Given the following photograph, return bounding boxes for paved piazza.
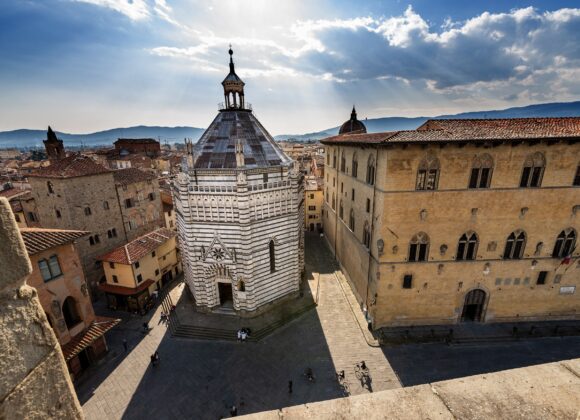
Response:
[78,234,580,419]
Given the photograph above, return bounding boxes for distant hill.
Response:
[0,126,204,148]
[273,101,580,141]
[2,101,579,148]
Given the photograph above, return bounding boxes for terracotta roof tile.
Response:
[98,228,176,264]
[321,117,580,146]
[61,316,120,361]
[113,168,157,186]
[20,228,89,255]
[28,154,110,178]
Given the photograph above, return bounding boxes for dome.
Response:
[339,106,367,135]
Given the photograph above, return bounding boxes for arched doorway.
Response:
[62,296,82,329]
[460,289,486,322]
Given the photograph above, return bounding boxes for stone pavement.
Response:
[78,233,400,419]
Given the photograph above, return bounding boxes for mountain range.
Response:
[1,101,579,148]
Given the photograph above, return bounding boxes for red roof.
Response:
[20,228,89,255]
[98,279,154,296]
[321,117,580,145]
[28,154,111,178]
[113,168,157,186]
[98,228,176,264]
[61,316,120,361]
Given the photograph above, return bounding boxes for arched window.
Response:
[332,193,336,210]
[469,154,493,189]
[520,152,545,188]
[366,155,375,185]
[416,157,440,190]
[456,232,478,260]
[503,230,526,259]
[332,151,337,168]
[349,209,355,231]
[352,153,358,178]
[62,296,81,329]
[552,228,576,258]
[340,151,346,173]
[339,199,344,220]
[363,221,371,248]
[269,240,276,273]
[47,181,54,194]
[409,232,429,262]
[238,280,246,292]
[89,236,95,246]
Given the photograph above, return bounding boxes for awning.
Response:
[98,279,154,296]
[61,316,120,361]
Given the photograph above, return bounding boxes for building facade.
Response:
[113,168,164,241]
[114,138,161,158]
[20,228,119,380]
[174,48,304,315]
[322,117,580,329]
[99,228,180,312]
[304,175,323,232]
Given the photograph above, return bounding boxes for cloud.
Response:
[71,0,150,21]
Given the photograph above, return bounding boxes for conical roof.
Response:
[193,110,292,169]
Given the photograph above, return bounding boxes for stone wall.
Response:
[0,197,83,419]
[243,358,580,419]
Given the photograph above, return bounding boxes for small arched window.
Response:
[363,221,371,248]
[349,209,355,231]
[238,280,246,292]
[574,163,580,186]
[469,154,493,189]
[326,151,330,165]
[409,232,429,262]
[552,228,576,258]
[340,151,346,173]
[416,157,440,190]
[269,240,276,273]
[520,152,545,188]
[503,230,526,259]
[456,232,478,260]
[366,155,375,185]
[339,199,344,220]
[47,181,54,194]
[325,187,329,203]
[62,296,81,329]
[89,236,95,246]
[352,153,358,178]
[332,193,336,210]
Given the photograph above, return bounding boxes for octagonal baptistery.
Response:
[174,49,305,315]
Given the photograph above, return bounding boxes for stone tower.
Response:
[174,48,304,316]
[43,126,66,161]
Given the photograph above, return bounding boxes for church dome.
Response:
[339,106,367,135]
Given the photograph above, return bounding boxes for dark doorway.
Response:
[218,282,233,306]
[78,348,92,370]
[461,289,486,322]
[309,223,314,231]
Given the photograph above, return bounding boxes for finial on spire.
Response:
[351,106,357,120]
[228,45,235,72]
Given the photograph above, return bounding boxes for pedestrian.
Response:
[240,330,247,342]
[154,351,160,365]
[237,329,242,342]
[230,405,237,417]
[123,338,128,352]
[150,354,156,367]
[288,380,293,394]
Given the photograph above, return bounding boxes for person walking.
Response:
[230,405,237,417]
[123,338,128,352]
[288,380,293,394]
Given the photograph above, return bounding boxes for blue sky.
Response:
[0,0,579,134]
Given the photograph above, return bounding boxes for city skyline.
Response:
[1,0,579,134]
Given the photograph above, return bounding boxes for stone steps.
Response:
[170,303,316,342]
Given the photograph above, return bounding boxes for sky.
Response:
[0,0,579,135]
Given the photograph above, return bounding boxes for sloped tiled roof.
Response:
[27,154,111,178]
[321,117,580,145]
[20,228,89,255]
[61,316,120,361]
[113,168,157,186]
[98,228,176,264]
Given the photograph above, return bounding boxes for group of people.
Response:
[236,328,251,342]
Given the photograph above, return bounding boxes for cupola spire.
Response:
[222,46,246,110]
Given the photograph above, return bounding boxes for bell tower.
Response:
[221,47,246,109]
[43,126,66,162]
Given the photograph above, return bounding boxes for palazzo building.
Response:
[173,49,304,315]
[322,115,580,329]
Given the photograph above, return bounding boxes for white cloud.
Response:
[72,0,150,21]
